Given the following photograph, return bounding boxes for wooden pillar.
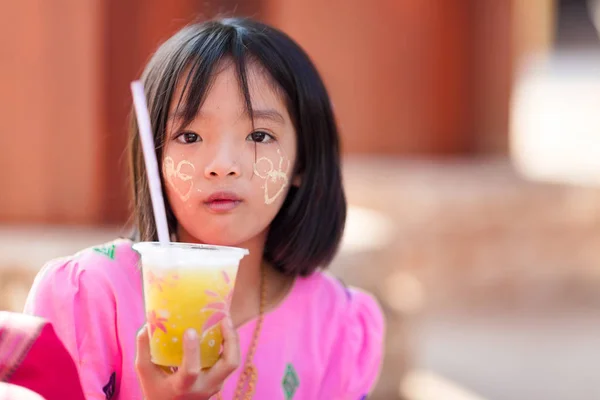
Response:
[469,0,514,154]
[0,1,103,224]
[262,0,514,156]
[262,0,472,155]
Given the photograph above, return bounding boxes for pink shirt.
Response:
[24,239,384,400]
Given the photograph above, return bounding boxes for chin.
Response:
[186,229,254,248]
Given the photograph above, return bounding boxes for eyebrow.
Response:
[168,108,285,125]
[251,109,285,124]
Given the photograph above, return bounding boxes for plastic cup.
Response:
[133,242,248,369]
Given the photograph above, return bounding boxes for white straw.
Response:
[130,81,170,244]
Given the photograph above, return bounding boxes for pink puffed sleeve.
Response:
[24,256,120,400]
[318,288,385,399]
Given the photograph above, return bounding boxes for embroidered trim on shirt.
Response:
[102,371,116,399]
[93,244,116,260]
[282,363,299,399]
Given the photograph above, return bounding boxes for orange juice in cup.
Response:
[133,242,248,369]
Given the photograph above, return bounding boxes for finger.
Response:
[220,316,240,369]
[135,325,162,380]
[208,316,240,383]
[175,328,201,390]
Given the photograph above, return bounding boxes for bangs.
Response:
[169,24,256,136]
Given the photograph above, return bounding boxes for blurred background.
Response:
[1,0,600,399]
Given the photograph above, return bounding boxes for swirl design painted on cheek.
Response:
[253,149,291,205]
[164,156,195,201]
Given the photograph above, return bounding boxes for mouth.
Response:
[203,191,243,213]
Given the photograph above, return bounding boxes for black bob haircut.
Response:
[129,17,346,276]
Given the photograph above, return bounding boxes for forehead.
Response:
[169,60,288,121]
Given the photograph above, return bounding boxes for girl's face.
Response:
[162,62,298,246]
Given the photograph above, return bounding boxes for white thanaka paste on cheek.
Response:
[164,156,196,201]
[253,149,291,205]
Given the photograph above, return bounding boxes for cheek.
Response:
[163,156,197,202]
[252,148,293,206]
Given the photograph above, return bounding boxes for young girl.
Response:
[24,17,384,400]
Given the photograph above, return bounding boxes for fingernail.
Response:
[186,329,197,341]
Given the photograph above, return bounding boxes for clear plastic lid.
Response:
[132,242,249,268]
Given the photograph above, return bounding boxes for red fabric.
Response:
[0,312,85,400]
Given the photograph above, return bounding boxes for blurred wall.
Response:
[0,1,104,224]
[513,0,556,65]
[0,0,513,225]
[263,0,513,155]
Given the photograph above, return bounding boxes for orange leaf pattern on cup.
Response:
[147,310,168,337]
[199,271,234,339]
[146,271,179,292]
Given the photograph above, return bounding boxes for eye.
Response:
[246,130,275,144]
[175,132,201,144]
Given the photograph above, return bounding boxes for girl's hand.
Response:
[135,317,240,400]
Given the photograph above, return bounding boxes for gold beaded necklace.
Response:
[215,264,267,400]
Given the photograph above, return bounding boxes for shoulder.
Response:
[297,272,385,395]
[300,271,385,329]
[24,238,139,312]
[296,271,385,353]
[38,238,137,280]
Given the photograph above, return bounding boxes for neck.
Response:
[229,232,266,327]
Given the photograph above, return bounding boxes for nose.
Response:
[203,144,241,179]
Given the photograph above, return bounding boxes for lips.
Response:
[204,191,242,212]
